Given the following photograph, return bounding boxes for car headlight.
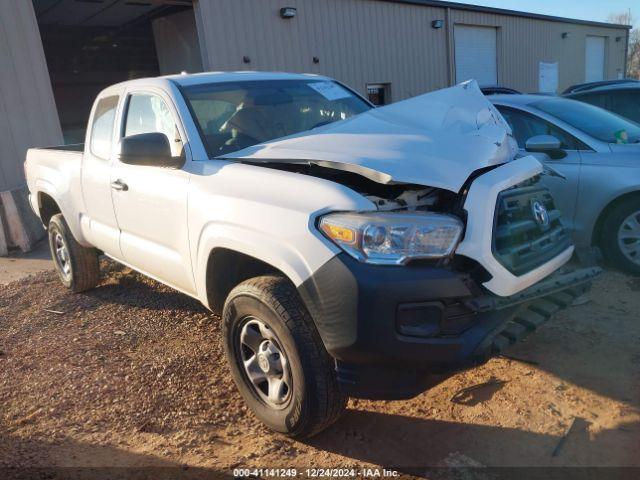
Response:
[318,211,464,265]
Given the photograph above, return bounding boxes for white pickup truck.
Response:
[25,72,598,437]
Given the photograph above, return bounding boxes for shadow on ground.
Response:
[1,434,233,479]
[306,412,639,472]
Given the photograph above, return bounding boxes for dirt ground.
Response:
[0,255,639,478]
[0,241,52,285]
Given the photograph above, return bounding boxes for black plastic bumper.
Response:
[297,254,599,400]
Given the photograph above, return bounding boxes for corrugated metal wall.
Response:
[449,8,628,92]
[152,9,203,75]
[194,0,451,100]
[194,0,628,99]
[0,1,62,192]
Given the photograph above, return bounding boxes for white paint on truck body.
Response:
[24,71,567,307]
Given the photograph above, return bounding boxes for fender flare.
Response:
[33,180,88,244]
[194,221,332,307]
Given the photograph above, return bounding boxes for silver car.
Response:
[490,95,640,274]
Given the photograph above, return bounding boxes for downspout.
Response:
[445,7,454,86]
[624,28,630,77]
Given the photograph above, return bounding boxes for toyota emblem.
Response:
[531,201,550,227]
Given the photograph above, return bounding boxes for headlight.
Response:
[319,211,464,265]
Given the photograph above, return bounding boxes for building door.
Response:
[454,25,497,85]
[585,36,606,82]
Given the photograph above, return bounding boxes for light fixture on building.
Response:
[431,19,444,29]
[313,56,320,64]
[243,55,251,64]
[616,36,623,42]
[561,32,571,39]
[280,7,297,19]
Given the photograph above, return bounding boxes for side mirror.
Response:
[119,132,184,168]
[525,135,566,160]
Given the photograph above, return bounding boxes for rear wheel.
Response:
[601,198,640,275]
[48,214,100,291]
[222,275,346,438]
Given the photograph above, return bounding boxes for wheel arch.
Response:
[592,190,640,247]
[37,191,62,228]
[205,247,290,315]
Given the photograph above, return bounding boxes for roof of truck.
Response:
[96,71,334,98]
[165,71,331,87]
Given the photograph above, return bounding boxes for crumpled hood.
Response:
[220,80,518,193]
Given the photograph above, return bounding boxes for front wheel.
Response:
[222,275,347,438]
[601,197,640,275]
[48,214,100,292]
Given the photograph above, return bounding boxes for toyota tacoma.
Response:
[24,72,598,437]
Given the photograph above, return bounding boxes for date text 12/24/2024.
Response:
[233,468,400,477]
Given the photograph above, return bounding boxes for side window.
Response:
[124,93,182,157]
[498,107,580,150]
[90,95,119,160]
[609,90,640,123]
[575,92,607,109]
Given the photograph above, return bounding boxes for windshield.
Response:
[181,79,372,157]
[533,97,640,144]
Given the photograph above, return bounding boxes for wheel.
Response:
[601,197,640,275]
[48,214,101,292]
[222,275,346,438]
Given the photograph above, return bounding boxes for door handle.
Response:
[110,179,128,191]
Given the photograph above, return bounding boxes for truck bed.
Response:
[38,143,84,152]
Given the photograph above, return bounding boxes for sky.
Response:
[458,0,639,28]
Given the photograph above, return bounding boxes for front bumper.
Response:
[297,253,599,399]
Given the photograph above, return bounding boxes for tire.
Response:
[601,197,640,275]
[222,275,346,438]
[48,213,101,292]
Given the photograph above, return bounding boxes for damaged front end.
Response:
[224,80,586,298]
[228,81,600,399]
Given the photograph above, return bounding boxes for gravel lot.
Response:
[1,259,639,478]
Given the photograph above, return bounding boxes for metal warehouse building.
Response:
[0,0,631,251]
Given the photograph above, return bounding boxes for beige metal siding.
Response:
[550,23,628,89]
[450,8,628,92]
[451,9,554,92]
[0,1,62,192]
[195,0,629,99]
[152,10,203,75]
[195,0,450,100]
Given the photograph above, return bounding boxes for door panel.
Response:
[497,106,582,231]
[111,91,195,294]
[110,164,194,293]
[536,153,582,232]
[81,94,121,256]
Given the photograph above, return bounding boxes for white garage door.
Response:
[454,25,497,85]
[585,36,605,82]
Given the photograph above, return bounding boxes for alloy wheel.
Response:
[617,210,640,267]
[53,231,72,280]
[238,317,292,409]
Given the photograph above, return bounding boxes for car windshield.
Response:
[181,79,372,157]
[533,97,640,144]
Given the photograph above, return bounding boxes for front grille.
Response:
[493,177,572,276]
